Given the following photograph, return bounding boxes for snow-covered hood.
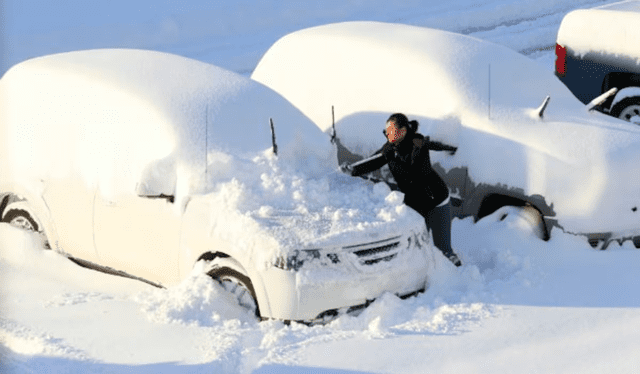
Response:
[194,150,426,263]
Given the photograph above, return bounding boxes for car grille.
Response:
[344,236,402,266]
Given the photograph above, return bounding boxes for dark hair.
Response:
[387,113,419,134]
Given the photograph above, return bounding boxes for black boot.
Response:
[447,253,462,267]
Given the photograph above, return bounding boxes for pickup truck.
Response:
[555,0,640,123]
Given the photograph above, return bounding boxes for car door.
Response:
[93,186,181,286]
[42,177,100,262]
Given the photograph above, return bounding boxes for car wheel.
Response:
[610,96,640,122]
[207,258,260,318]
[1,207,51,249]
[492,205,549,241]
[2,208,39,232]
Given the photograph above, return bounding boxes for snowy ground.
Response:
[3,0,640,373]
[3,214,640,373]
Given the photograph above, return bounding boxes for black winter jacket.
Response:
[350,133,456,214]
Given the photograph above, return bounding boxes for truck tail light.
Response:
[555,43,567,77]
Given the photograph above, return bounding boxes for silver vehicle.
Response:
[252,21,640,248]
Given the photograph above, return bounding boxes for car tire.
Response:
[1,207,51,249]
[207,258,260,318]
[493,205,550,241]
[1,208,40,232]
[610,96,640,122]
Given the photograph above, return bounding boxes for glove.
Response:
[339,162,353,175]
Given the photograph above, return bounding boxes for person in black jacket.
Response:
[341,113,462,267]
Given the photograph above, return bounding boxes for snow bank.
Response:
[557,1,640,62]
[135,271,257,326]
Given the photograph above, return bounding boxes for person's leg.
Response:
[425,203,461,266]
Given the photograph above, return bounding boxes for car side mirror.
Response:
[586,87,618,112]
[136,157,176,203]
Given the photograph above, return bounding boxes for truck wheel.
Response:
[610,96,640,122]
[207,258,260,318]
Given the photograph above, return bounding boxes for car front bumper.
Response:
[257,230,433,322]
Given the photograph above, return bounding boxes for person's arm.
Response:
[347,152,388,176]
[426,138,457,154]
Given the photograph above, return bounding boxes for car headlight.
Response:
[410,229,429,250]
[273,249,340,271]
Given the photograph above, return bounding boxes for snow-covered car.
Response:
[251,21,640,248]
[555,0,640,123]
[0,49,435,323]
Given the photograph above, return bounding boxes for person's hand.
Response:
[339,162,353,174]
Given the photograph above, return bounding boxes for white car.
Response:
[252,21,640,248]
[0,49,435,323]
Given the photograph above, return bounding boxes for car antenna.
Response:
[488,64,491,119]
[331,105,337,144]
[536,96,551,119]
[270,118,278,155]
[205,104,209,182]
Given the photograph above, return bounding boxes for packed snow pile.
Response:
[557,0,640,61]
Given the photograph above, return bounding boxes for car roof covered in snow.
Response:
[557,1,640,61]
[0,49,333,191]
[252,21,587,134]
[1,49,329,159]
[253,21,640,166]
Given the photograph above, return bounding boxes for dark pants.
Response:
[423,201,455,258]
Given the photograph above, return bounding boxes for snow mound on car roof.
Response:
[557,2,640,61]
[0,49,334,196]
[252,21,584,140]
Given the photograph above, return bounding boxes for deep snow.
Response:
[2,0,640,373]
[3,213,640,373]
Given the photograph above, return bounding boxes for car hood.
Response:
[191,154,426,265]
